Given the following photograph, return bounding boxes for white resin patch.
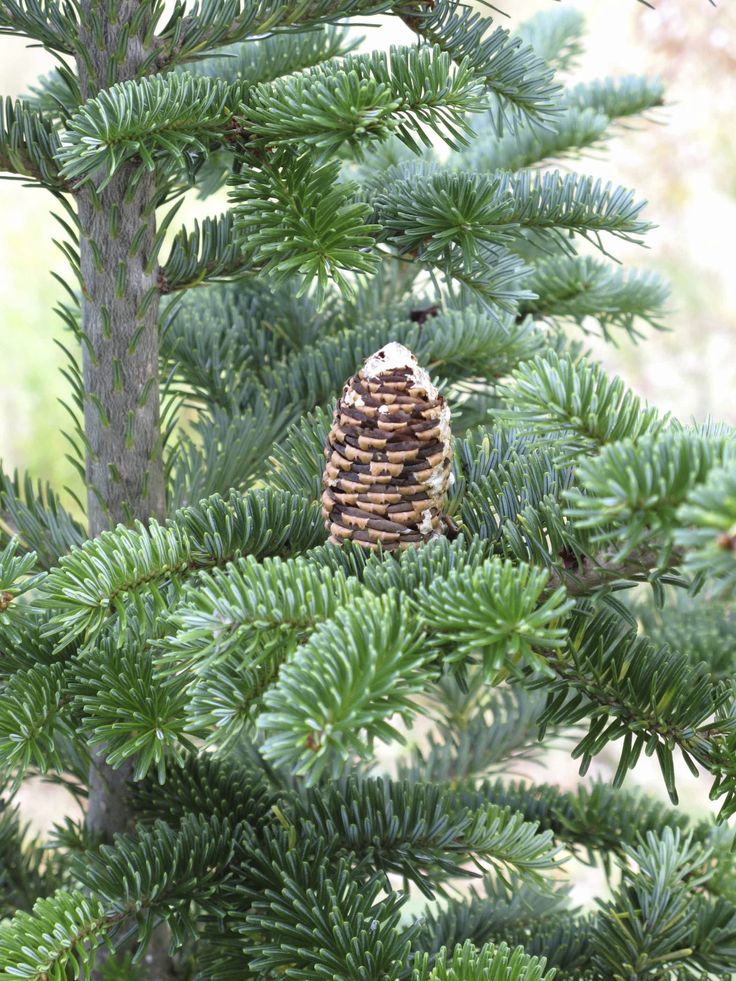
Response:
[425,467,447,496]
[342,387,365,408]
[439,403,451,443]
[419,508,435,535]
[362,343,439,399]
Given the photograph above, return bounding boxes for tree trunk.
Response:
[77,166,165,540]
[75,4,170,976]
[76,2,166,539]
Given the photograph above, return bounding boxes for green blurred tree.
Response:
[1,2,735,979]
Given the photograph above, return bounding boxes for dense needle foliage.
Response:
[1,1,735,979]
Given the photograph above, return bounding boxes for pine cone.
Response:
[322,342,452,551]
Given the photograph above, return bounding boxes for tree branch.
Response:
[548,544,682,596]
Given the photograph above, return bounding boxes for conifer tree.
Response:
[1,1,735,979]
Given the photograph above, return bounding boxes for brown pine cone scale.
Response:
[322,343,452,551]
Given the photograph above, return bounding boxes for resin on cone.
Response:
[322,342,452,551]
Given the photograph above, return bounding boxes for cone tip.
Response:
[363,342,438,399]
[363,342,417,378]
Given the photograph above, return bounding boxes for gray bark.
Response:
[86,755,136,838]
[77,166,165,538]
[74,4,171,976]
[76,0,165,541]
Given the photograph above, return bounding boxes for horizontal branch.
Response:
[0,97,67,189]
[156,0,403,69]
[547,544,682,596]
[158,212,248,293]
[0,0,79,56]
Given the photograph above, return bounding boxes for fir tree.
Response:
[1,1,735,980]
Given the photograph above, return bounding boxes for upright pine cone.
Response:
[322,342,452,551]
